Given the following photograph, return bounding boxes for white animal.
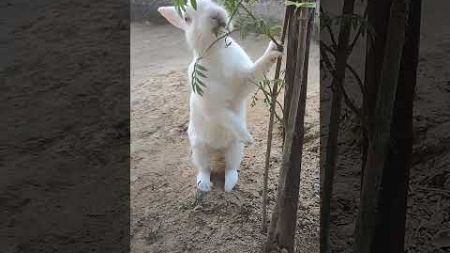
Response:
[158,0,282,192]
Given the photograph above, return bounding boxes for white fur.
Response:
[158,0,282,192]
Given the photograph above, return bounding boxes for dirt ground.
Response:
[130,23,320,252]
[1,1,129,252]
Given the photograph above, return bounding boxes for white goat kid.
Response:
[158,0,282,192]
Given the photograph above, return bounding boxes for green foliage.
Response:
[238,15,282,40]
[250,89,259,107]
[190,0,197,10]
[221,0,239,14]
[191,62,207,95]
[173,0,187,17]
[254,78,285,124]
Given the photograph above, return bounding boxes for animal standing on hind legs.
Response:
[158,0,282,192]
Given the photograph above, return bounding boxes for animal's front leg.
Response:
[211,109,254,145]
[248,41,283,81]
[192,144,212,192]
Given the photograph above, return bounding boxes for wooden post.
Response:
[354,0,410,252]
[373,0,421,252]
[265,3,314,252]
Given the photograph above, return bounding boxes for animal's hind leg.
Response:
[192,144,213,192]
[224,141,244,192]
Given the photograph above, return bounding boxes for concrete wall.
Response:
[131,0,172,23]
[131,0,285,23]
[133,0,318,40]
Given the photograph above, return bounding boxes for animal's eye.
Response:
[184,16,191,23]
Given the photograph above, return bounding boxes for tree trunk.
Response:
[354,0,410,252]
[320,0,356,252]
[283,5,300,142]
[373,0,421,252]
[265,5,314,253]
[361,0,392,182]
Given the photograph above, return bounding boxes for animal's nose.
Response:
[218,19,226,28]
[212,15,226,27]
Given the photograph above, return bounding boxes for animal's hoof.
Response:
[268,51,283,63]
[197,180,211,192]
[267,41,283,63]
[224,169,239,192]
[197,173,211,192]
[268,41,283,52]
[241,132,254,146]
[241,137,254,146]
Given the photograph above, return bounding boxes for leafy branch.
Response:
[285,1,317,10]
[191,62,207,95]
[236,2,283,49]
[320,41,364,93]
[256,79,285,124]
[191,28,239,94]
[319,7,373,117]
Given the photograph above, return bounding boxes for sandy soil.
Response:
[130,23,320,253]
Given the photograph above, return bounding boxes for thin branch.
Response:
[261,6,290,234]
[320,44,362,117]
[321,41,364,93]
[226,0,245,30]
[346,62,364,93]
[276,100,285,117]
[257,82,285,124]
[347,6,369,53]
[320,7,338,48]
[348,25,363,53]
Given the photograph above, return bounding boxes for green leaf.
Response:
[196,84,204,95]
[197,71,207,78]
[196,64,207,72]
[196,78,206,87]
[190,0,197,10]
[175,5,183,17]
[269,25,282,37]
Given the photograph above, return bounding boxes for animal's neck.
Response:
[193,37,226,59]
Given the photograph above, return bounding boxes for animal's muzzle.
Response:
[212,15,226,28]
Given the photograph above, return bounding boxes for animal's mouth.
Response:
[212,18,228,37]
[212,15,227,28]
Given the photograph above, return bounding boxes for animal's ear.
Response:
[157,6,186,30]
